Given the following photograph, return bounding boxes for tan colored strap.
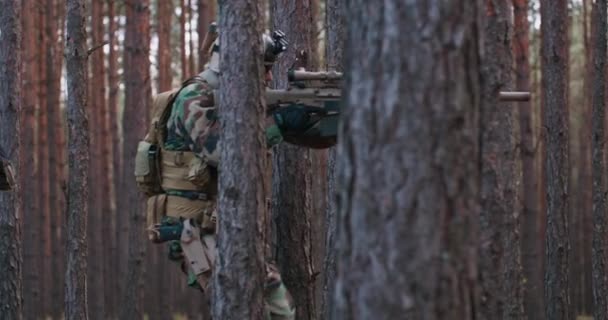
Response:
[160,149,200,191]
[165,195,212,221]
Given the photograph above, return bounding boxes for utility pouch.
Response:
[135,141,163,196]
[146,194,168,242]
[0,159,15,191]
[187,157,212,189]
[150,216,184,243]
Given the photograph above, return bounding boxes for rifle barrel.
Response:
[499,91,531,102]
[288,70,343,81]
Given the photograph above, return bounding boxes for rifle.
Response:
[265,69,531,112]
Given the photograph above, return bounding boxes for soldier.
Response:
[139,30,307,319]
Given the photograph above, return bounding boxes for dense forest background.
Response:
[0,0,606,319]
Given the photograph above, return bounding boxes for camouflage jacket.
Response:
[164,80,222,166]
[164,78,330,167]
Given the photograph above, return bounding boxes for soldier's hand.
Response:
[273,104,311,132]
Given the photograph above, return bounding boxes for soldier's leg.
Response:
[263,263,295,320]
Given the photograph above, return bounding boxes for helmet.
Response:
[206,30,288,73]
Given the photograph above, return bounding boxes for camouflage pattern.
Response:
[163,77,295,319]
[165,81,221,166]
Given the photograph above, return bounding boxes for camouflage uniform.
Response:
[164,78,296,320]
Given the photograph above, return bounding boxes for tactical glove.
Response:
[272,104,311,132]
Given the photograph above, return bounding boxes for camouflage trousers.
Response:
[167,225,295,319]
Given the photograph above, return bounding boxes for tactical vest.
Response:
[135,77,217,234]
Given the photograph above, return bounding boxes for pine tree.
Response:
[322,0,344,318]
[270,0,321,318]
[541,0,571,318]
[0,0,23,317]
[64,0,90,318]
[119,0,151,318]
[333,1,482,318]
[591,0,608,317]
[212,0,267,318]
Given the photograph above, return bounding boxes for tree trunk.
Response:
[64,0,90,318]
[180,0,187,79]
[591,0,608,318]
[46,0,66,317]
[478,1,523,319]
[321,0,344,318]
[211,1,266,319]
[157,0,173,91]
[88,1,107,318]
[270,1,320,319]
[107,1,121,315]
[188,0,196,75]
[36,4,52,316]
[333,1,481,319]
[20,0,41,318]
[513,0,544,318]
[120,1,150,319]
[0,0,23,318]
[541,0,571,319]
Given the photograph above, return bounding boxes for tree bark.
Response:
[36,4,52,315]
[46,0,66,317]
[513,0,544,318]
[64,0,90,318]
[157,0,173,91]
[211,1,266,319]
[270,1,321,319]
[333,1,482,319]
[107,2,121,315]
[180,0,187,79]
[540,0,571,319]
[20,0,41,318]
[119,0,150,319]
[591,0,608,318]
[188,0,196,75]
[88,1,107,318]
[321,0,344,318]
[478,1,523,319]
[0,0,23,318]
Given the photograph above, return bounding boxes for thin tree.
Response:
[64,0,90,318]
[322,0,344,318]
[37,4,51,314]
[332,1,482,319]
[88,0,107,318]
[591,0,607,317]
[45,0,66,316]
[20,0,41,317]
[270,1,320,319]
[119,0,151,318]
[157,0,173,91]
[541,0,571,318]
[513,0,544,318]
[478,0,523,319]
[0,0,23,318]
[180,0,187,79]
[211,0,267,318]
[107,0,120,316]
